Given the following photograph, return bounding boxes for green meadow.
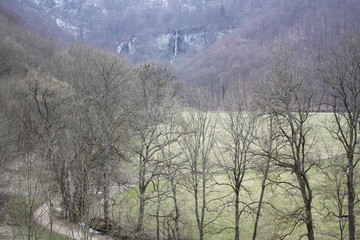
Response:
[111,112,358,240]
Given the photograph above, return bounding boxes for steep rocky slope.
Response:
[3,0,250,61]
[3,0,360,103]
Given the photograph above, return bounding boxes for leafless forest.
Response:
[0,1,360,240]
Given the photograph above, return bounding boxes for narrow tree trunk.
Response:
[59,159,72,222]
[101,121,111,222]
[200,158,207,240]
[153,177,163,240]
[253,116,273,240]
[194,185,201,240]
[339,208,345,240]
[347,156,355,240]
[235,189,240,240]
[305,202,315,240]
[103,168,110,222]
[137,186,146,231]
[156,191,161,240]
[171,182,181,240]
[194,177,204,240]
[297,172,315,240]
[252,160,270,240]
[199,227,204,240]
[80,168,89,219]
[137,154,146,232]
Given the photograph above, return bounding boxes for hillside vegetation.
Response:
[179,0,360,104]
[0,1,360,240]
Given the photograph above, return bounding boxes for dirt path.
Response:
[32,184,127,240]
[33,201,111,240]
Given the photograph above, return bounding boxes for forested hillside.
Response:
[3,0,360,97]
[179,0,360,104]
[4,0,359,65]
[1,1,360,240]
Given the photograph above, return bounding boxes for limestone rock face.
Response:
[12,0,232,62]
[116,27,229,62]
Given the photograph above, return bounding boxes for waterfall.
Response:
[174,30,179,57]
[171,30,179,63]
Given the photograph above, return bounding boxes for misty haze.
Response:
[0,0,360,239]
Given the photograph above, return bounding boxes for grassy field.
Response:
[110,112,358,240]
[114,166,358,240]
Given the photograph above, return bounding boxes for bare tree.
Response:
[15,65,73,229]
[33,44,136,231]
[145,111,185,240]
[319,157,348,240]
[318,33,360,240]
[255,49,317,240]
[217,85,258,240]
[180,93,220,240]
[66,101,102,225]
[130,62,179,232]
[251,114,277,240]
[50,46,100,225]
[70,46,135,225]
[12,70,69,239]
[12,132,46,240]
[159,118,184,240]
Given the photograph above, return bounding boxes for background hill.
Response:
[178,0,360,104]
[1,0,360,104]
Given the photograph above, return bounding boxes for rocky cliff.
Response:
[116,27,231,62]
[10,0,235,62]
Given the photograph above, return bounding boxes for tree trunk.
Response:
[194,177,204,240]
[252,160,269,240]
[101,121,111,222]
[199,225,204,240]
[200,158,206,240]
[137,186,146,231]
[103,169,110,222]
[305,202,315,240]
[59,159,72,222]
[297,172,315,240]
[347,156,355,240]
[235,189,240,240]
[156,191,161,240]
[171,182,181,240]
[137,153,146,232]
[194,185,201,239]
[253,116,273,240]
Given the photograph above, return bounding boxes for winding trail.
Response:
[32,182,133,240]
[33,200,111,240]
